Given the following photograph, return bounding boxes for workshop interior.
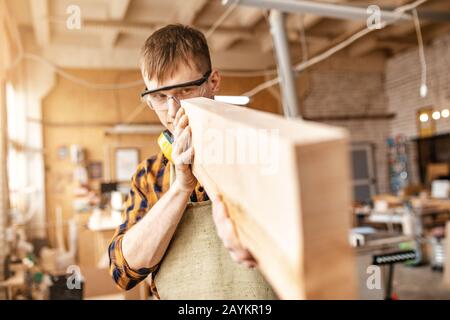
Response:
[1,0,450,300]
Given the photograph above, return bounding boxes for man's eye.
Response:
[180,88,194,95]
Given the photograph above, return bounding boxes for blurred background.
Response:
[1,0,450,300]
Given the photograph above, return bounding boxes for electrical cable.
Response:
[219,69,278,77]
[4,3,144,90]
[412,8,428,97]
[23,53,144,90]
[205,0,241,39]
[122,102,147,124]
[241,0,428,98]
[5,0,277,88]
[5,0,428,94]
[299,14,309,63]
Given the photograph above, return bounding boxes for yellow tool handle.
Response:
[158,131,173,163]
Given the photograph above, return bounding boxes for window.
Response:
[351,143,377,204]
[6,83,28,192]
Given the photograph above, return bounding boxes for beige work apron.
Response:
[153,200,277,300]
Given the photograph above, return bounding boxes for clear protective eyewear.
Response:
[140,70,211,111]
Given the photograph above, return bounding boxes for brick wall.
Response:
[303,71,387,117]
[386,34,450,138]
[386,33,450,184]
[300,33,450,193]
[302,70,391,194]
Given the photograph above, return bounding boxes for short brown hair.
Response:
[140,24,212,84]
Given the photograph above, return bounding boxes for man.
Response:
[108,24,258,298]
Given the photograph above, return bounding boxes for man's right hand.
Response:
[121,108,199,272]
[171,107,197,193]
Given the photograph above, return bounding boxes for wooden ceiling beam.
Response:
[236,8,266,28]
[348,36,380,57]
[421,22,450,43]
[177,0,210,25]
[103,0,131,49]
[82,19,253,36]
[109,0,131,20]
[307,20,367,57]
[37,40,275,70]
[29,0,50,46]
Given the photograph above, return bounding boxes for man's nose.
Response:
[167,96,180,119]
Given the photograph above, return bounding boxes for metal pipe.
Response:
[269,10,299,118]
[223,0,411,23]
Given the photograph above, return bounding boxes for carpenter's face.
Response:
[142,64,221,133]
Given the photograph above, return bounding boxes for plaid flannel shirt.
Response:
[108,138,209,298]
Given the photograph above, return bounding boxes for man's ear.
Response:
[209,69,221,95]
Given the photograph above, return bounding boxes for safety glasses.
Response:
[140,70,211,111]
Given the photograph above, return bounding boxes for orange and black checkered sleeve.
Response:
[108,156,163,291]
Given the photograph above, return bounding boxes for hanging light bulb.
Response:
[432,111,441,120]
[413,9,428,99]
[441,109,450,118]
[420,83,428,98]
[419,113,429,122]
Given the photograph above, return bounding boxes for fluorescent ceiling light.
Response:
[215,95,250,106]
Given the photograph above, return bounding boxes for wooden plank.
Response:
[444,221,450,288]
[182,97,357,299]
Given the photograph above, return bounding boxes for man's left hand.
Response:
[211,195,258,268]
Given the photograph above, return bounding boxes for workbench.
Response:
[356,197,450,265]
